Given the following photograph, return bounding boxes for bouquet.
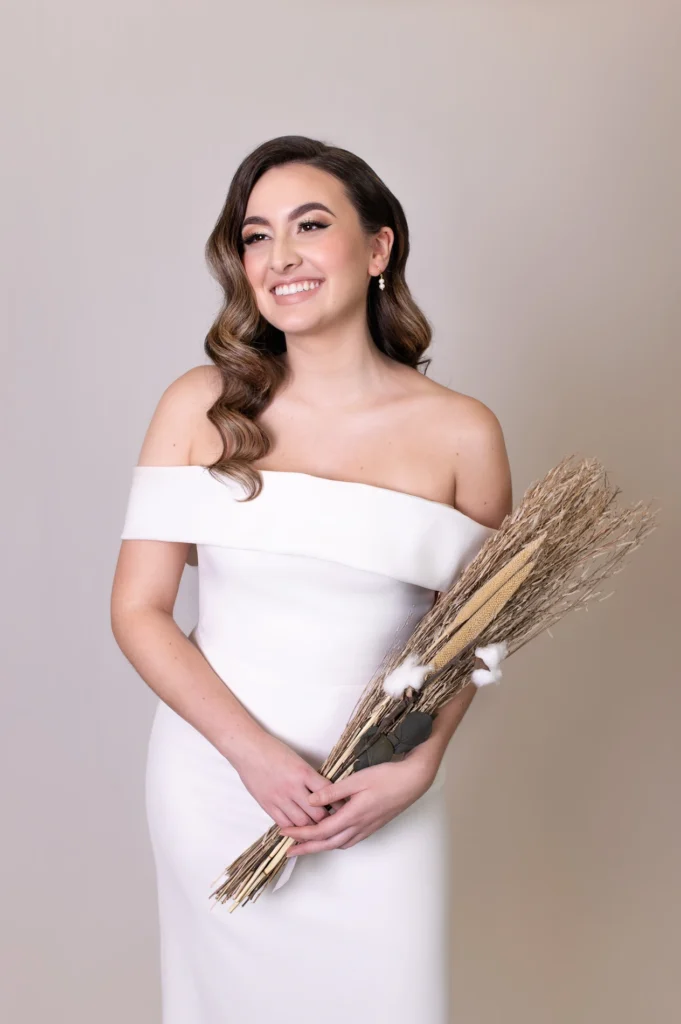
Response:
[210,455,657,910]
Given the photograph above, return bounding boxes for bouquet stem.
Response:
[209,456,657,910]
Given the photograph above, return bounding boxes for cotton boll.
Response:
[470,640,509,686]
[382,653,434,698]
[471,665,503,687]
[474,641,509,671]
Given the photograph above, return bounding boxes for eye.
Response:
[241,219,329,246]
[298,219,329,232]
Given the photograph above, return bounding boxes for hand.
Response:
[231,730,345,829]
[279,751,438,856]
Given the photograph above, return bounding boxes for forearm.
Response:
[408,588,480,775]
[409,682,478,778]
[112,606,266,769]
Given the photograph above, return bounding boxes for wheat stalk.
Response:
[210,455,658,909]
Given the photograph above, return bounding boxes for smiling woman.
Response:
[112,134,511,1024]
[195,136,440,501]
[237,164,395,349]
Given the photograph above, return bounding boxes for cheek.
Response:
[316,234,366,281]
[241,249,267,284]
[240,250,259,282]
[316,232,343,263]
[240,256,270,313]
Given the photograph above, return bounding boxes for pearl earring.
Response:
[378,272,385,291]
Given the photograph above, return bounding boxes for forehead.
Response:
[244,163,347,216]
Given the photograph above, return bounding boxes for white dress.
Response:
[120,465,493,1024]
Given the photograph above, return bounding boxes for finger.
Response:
[281,800,317,827]
[305,769,334,797]
[339,831,368,849]
[301,787,333,822]
[303,802,330,823]
[318,798,348,815]
[307,775,363,808]
[281,804,357,843]
[288,826,358,856]
[319,797,349,813]
[272,811,294,828]
[299,798,327,823]
[303,775,342,819]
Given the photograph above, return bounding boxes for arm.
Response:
[111,368,264,771]
[112,368,343,829]
[410,398,513,778]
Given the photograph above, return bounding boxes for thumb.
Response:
[309,775,359,806]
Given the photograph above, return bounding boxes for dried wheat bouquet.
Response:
[210,455,657,910]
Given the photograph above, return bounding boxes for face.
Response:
[240,162,392,335]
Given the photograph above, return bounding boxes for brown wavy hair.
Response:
[203,134,434,500]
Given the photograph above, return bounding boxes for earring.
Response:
[378,272,385,291]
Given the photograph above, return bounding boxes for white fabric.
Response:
[120,466,494,1023]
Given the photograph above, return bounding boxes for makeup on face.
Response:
[241,202,336,305]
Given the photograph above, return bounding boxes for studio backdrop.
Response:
[1,2,679,1022]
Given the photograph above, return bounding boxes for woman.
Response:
[111,134,512,1023]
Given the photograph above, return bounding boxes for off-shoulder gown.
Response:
[119,465,493,1024]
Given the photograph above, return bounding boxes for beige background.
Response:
[2,1,679,1021]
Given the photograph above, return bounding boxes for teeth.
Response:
[273,280,322,296]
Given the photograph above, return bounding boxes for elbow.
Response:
[110,597,135,647]
[110,594,158,646]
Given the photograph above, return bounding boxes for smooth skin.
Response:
[111,160,512,853]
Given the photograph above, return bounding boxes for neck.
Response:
[281,311,393,411]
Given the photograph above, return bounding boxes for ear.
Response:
[369,226,394,273]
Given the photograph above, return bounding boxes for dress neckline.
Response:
[133,464,492,531]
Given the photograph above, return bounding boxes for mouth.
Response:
[270,279,325,303]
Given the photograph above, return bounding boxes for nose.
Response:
[269,231,301,274]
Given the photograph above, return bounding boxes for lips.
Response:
[270,278,325,294]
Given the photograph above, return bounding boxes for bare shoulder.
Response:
[405,372,504,448]
[136,364,222,467]
[436,385,505,448]
[419,378,513,529]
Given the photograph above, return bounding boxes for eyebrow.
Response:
[241,202,336,229]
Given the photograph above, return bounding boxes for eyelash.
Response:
[242,219,328,246]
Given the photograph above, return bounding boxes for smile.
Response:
[271,280,324,298]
